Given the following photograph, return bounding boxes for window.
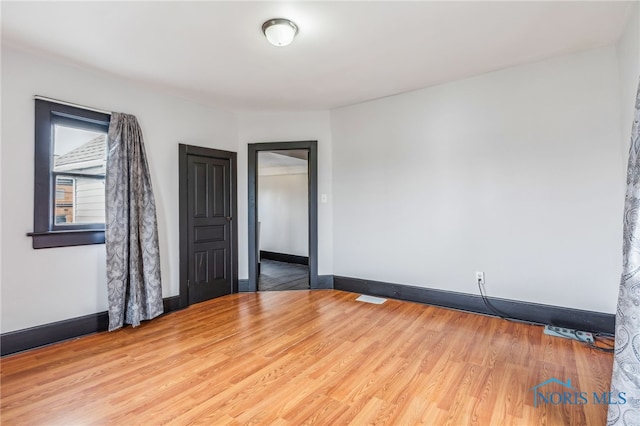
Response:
[29,99,110,248]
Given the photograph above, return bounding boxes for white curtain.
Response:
[105,113,163,331]
[608,80,640,425]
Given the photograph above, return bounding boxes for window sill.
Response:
[27,229,105,249]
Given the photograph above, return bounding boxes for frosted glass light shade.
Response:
[262,19,298,47]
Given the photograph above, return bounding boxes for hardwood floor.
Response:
[258,259,309,291]
[1,290,612,425]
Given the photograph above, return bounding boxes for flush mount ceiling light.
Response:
[262,18,298,47]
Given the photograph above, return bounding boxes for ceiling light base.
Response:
[262,18,298,47]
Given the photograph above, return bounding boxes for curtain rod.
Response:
[34,95,112,116]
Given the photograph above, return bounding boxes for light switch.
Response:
[320,194,328,203]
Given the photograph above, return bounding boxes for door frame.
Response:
[248,141,318,291]
[179,143,238,309]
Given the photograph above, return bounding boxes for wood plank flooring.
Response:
[0,290,613,425]
[258,259,309,291]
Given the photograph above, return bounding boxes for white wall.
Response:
[2,30,634,334]
[258,172,309,256]
[331,46,624,314]
[0,45,237,333]
[616,2,640,157]
[237,111,334,278]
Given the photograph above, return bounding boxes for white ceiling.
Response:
[1,1,634,111]
[258,151,308,176]
[259,150,307,170]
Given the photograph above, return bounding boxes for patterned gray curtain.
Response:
[105,113,163,331]
[608,80,640,426]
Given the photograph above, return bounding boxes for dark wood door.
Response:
[187,155,232,304]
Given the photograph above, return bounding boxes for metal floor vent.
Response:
[355,294,387,304]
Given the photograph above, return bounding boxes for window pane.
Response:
[54,175,106,225]
[53,125,106,225]
[54,177,74,224]
[53,125,106,176]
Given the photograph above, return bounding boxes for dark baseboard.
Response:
[315,275,334,289]
[163,295,181,313]
[1,311,110,358]
[2,295,183,357]
[260,250,308,266]
[334,276,615,334]
[4,277,614,356]
[238,279,251,292]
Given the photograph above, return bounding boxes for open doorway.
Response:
[257,150,308,290]
[248,141,318,291]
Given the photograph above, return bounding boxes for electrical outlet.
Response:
[475,271,485,285]
[544,326,594,344]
